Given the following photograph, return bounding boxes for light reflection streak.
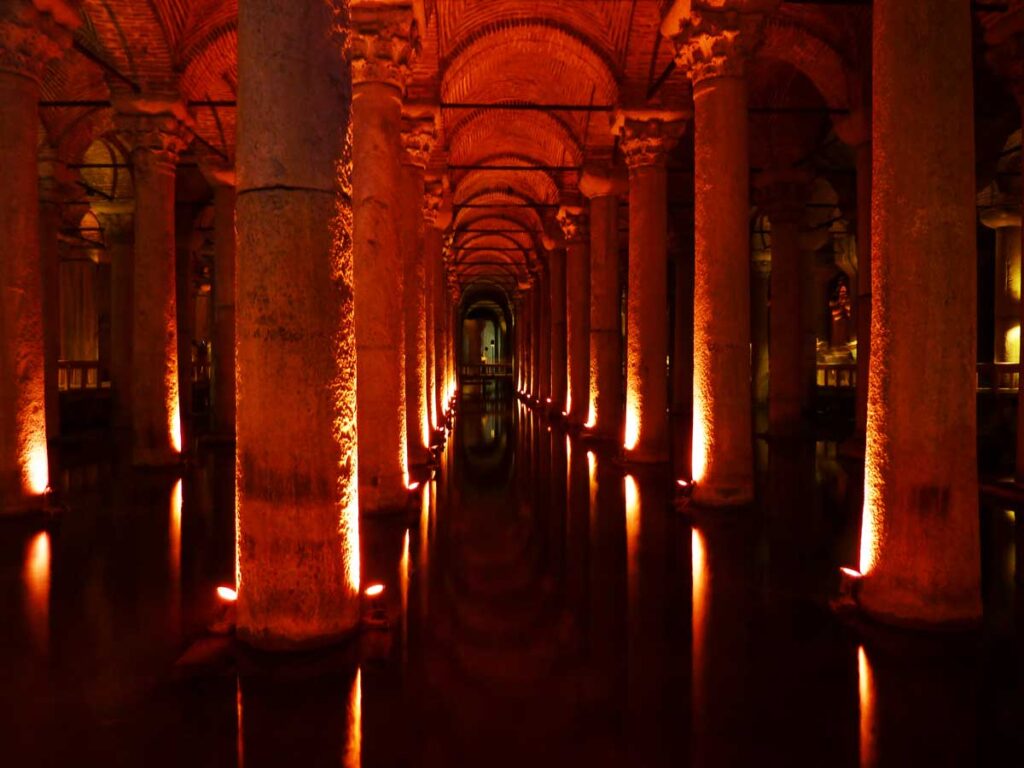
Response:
[691,527,707,711]
[236,676,244,768]
[24,531,51,652]
[343,668,362,768]
[858,645,876,768]
[170,480,182,633]
[400,529,410,663]
[420,483,431,617]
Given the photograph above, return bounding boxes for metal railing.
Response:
[977,362,1020,392]
[460,363,514,379]
[816,363,857,391]
[58,360,106,391]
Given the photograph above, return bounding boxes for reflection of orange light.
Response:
[217,585,238,602]
[840,566,862,579]
[858,645,875,768]
[624,475,640,537]
[692,527,707,711]
[25,443,49,496]
[170,479,182,577]
[344,668,362,768]
[364,583,385,597]
[624,400,639,451]
[24,531,50,650]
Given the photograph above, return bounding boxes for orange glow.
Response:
[170,401,182,454]
[24,442,49,496]
[170,479,182,590]
[407,481,421,491]
[858,645,876,768]
[859,470,880,574]
[692,384,708,482]
[236,677,244,768]
[692,527,707,710]
[364,583,385,597]
[624,474,640,553]
[400,529,410,661]
[217,585,238,602]
[565,390,572,418]
[420,484,430,616]
[24,531,50,651]
[840,566,862,579]
[587,451,597,523]
[624,399,639,451]
[344,668,362,768]
[676,478,691,488]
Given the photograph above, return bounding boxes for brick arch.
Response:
[754,18,853,114]
[448,108,583,167]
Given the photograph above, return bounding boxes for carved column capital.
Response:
[114,100,191,173]
[670,9,763,85]
[423,175,453,229]
[0,0,79,83]
[556,204,588,243]
[401,109,438,168]
[612,110,689,169]
[349,4,417,91]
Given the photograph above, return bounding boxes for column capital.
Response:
[198,158,236,188]
[980,207,1022,230]
[0,0,79,83]
[556,204,588,243]
[612,110,689,169]
[349,3,418,91]
[400,107,439,168]
[114,99,191,172]
[423,175,452,229]
[667,8,764,85]
[579,163,627,199]
[753,168,812,223]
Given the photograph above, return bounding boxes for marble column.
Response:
[235,0,360,647]
[38,146,67,441]
[673,13,756,501]
[981,208,1022,363]
[613,111,686,463]
[860,0,980,624]
[851,130,872,441]
[530,273,543,401]
[200,166,237,439]
[399,111,437,468]
[580,168,624,440]
[547,241,567,413]
[558,204,590,425]
[757,172,810,436]
[435,243,450,425]
[671,227,695,417]
[115,103,189,466]
[537,265,551,404]
[96,206,135,432]
[0,3,76,508]
[351,5,415,509]
[423,177,447,434]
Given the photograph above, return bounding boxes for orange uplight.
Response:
[407,481,421,492]
[840,566,862,579]
[24,442,49,496]
[691,394,708,483]
[170,403,182,454]
[343,668,362,768]
[677,478,691,488]
[364,583,385,597]
[216,585,238,602]
[858,645,876,768]
[691,527,707,710]
[24,531,50,651]
[859,471,880,575]
[623,400,640,451]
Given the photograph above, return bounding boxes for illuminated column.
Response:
[671,226,694,415]
[673,12,756,500]
[0,3,76,508]
[235,0,360,647]
[38,146,67,441]
[202,165,237,439]
[547,240,567,412]
[423,176,447,433]
[558,204,590,425]
[756,172,809,436]
[860,0,980,624]
[96,207,134,432]
[530,272,543,400]
[400,110,437,468]
[115,103,189,466]
[537,264,551,404]
[580,167,624,440]
[981,208,1022,363]
[434,240,450,423]
[613,111,686,463]
[351,5,415,509]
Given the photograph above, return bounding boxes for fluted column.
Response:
[860,0,980,624]
[400,110,437,468]
[200,164,237,439]
[0,2,76,508]
[756,172,810,436]
[613,111,686,463]
[558,204,590,425]
[115,103,189,466]
[580,167,624,440]
[672,11,756,500]
[351,5,415,509]
[235,0,360,647]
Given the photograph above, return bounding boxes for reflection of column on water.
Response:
[169,479,182,642]
[24,531,51,655]
[566,435,590,645]
[858,646,875,768]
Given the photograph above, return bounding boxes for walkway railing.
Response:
[817,363,857,391]
[460,363,514,380]
[977,362,1020,392]
[58,360,106,391]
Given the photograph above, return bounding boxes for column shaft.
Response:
[549,248,567,412]
[401,162,429,467]
[538,270,551,402]
[768,213,804,435]
[853,141,872,438]
[588,194,621,439]
[212,183,236,438]
[235,0,360,647]
[860,0,980,624]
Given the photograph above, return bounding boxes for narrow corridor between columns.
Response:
[0,390,1019,766]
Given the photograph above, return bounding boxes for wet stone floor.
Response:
[1,392,1022,766]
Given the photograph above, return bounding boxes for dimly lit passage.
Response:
[1,0,1023,765]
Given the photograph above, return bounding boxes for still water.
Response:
[0,393,1020,766]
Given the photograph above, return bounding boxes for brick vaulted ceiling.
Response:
[34,0,1024,292]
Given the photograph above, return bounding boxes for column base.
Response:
[360,474,418,516]
[617,446,669,466]
[855,576,982,629]
[132,447,185,468]
[236,621,361,652]
[691,479,754,508]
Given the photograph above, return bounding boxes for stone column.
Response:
[860,0,980,624]
[558,205,590,425]
[757,172,810,436]
[530,272,543,400]
[400,111,437,467]
[0,3,77,508]
[537,265,551,404]
[351,5,415,509]
[235,0,360,647]
[981,208,1022,363]
[200,165,237,439]
[115,102,189,466]
[96,206,135,432]
[546,240,567,413]
[613,111,686,463]
[750,245,771,414]
[38,146,68,441]
[671,226,695,416]
[580,168,624,440]
[673,11,756,501]
[423,177,447,434]
[850,129,872,441]
[435,242,450,424]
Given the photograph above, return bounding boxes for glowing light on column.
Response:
[860,469,881,575]
[24,531,50,651]
[624,474,640,572]
[624,396,640,451]
[858,645,876,768]
[343,668,362,768]
[24,442,49,496]
[342,490,361,593]
[1006,325,1020,363]
[692,383,708,483]
[166,339,182,453]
